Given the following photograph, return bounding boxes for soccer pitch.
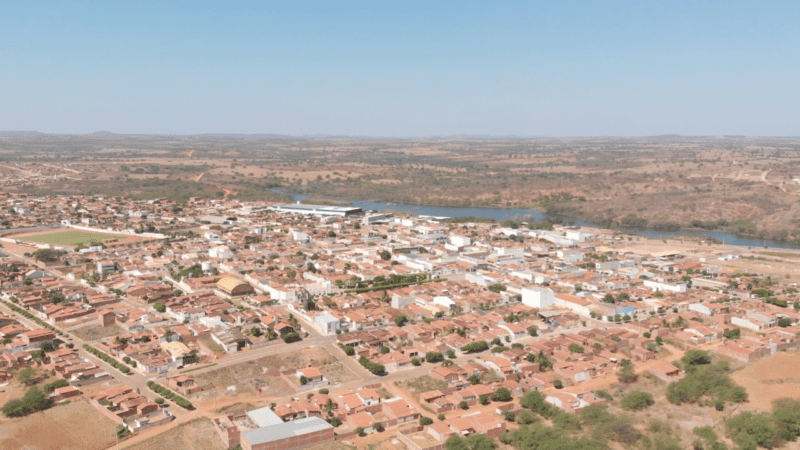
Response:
[18,230,121,246]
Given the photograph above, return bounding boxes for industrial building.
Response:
[271,203,362,217]
[214,406,334,450]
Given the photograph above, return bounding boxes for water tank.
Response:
[201,261,213,272]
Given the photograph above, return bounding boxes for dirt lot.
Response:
[72,324,124,341]
[123,417,222,450]
[394,375,447,397]
[193,346,358,398]
[731,350,800,412]
[0,399,119,450]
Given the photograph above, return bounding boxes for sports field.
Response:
[18,230,121,246]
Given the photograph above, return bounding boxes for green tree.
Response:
[621,391,655,411]
[726,411,778,450]
[517,409,537,425]
[426,352,444,363]
[153,302,166,313]
[16,367,37,386]
[723,327,741,339]
[491,387,512,402]
[617,362,638,384]
[568,343,585,353]
[466,433,496,450]
[394,314,407,327]
[445,434,470,450]
[682,350,712,368]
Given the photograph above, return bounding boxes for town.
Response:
[1,193,799,450]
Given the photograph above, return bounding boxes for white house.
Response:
[643,280,686,293]
[521,286,555,308]
[209,246,233,259]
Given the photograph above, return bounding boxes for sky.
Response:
[1,1,798,137]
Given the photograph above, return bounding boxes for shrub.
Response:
[617,362,637,384]
[43,379,69,393]
[420,416,433,426]
[282,332,302,343]
[358,356,386,376]
[425,352,444,363]
[146,381,193,409]
[724,328,741,339]
[2,386,53,418]
[568,344,585,353]
[621,391,655,411]
[460,341,489,353]
[491,387,512,402]
[517,409,537,425]
[553,380,563,389]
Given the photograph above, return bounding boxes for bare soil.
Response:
[0,400,119,450]
[123,417,222,450]
[193,347,357,398]
[731,350,800,412]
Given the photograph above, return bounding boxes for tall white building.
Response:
[521,286,555,308]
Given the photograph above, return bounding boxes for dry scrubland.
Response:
[4,135,800,242]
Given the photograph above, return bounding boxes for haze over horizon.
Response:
[2,1,798,137]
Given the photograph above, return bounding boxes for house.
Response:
[383,399,420,424]
[647,363,685,382]
[347,411,377,433]
[297,367,324,383]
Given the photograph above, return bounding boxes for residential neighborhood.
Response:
[2,193,800,449]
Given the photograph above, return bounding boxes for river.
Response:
[272,188,800,250]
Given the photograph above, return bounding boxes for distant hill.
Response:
[0,131,50,136]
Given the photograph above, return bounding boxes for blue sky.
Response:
[1,1,798,136]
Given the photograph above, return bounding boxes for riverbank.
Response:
[270,187,800,250]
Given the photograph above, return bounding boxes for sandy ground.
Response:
[731,350,800,412]
[123,417,222,450]
[0,399,119,450]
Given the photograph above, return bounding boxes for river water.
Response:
[272,188,800,250]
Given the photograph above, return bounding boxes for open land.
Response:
[3,135,800,243]
[124,417,222,450]
[0,400,119,450]
[731,350,800,412]
[193,346,358,398]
